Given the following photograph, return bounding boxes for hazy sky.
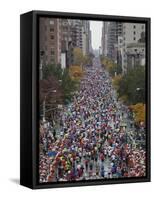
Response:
[90,21,102,50]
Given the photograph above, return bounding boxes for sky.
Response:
[90,21,103,50]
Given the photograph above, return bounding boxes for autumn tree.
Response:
[130,103,145,124]
[73,47,84,66]
[40,74,64,120]
[41,64,79,104]
[69,65,84,80]
[100,56,122,76]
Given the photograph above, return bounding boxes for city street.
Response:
[39,57,146,183]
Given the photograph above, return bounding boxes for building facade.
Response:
[40,18,91,69]
[121,23,145,73]
[101,21,145,74]
[39,18,61,66]
[101,21,109,57]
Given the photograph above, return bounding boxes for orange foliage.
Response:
[130,103,145,124]
[69,66,84,80]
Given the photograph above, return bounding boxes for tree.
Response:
[40,74,64,120]
[43,64,63,80]
[41,64,79,104]
[130,103,145,124]
[73,47,84,66]
[61,68,79,103]
[69,65,84,80]
[118,66,145,104]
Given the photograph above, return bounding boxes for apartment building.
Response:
[39,17,61,65]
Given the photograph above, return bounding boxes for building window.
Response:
[134,31,136,35]
[51,35,54,40]
[133,25,136,29]
[50,28,54,32]
[49,20,54,25]
[134,37,136,41]
[51,50,55,55]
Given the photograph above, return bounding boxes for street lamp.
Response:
[59,80,62,84]
[136,87,142,91]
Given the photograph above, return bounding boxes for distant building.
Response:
[39,18,92,69]
[60,19,74,68]
[101,21,145,74]
[70,20,91,56]
[101,22,109,57]
[120,23,145,73]
[107,22,118,61]
[106,22,123,63]
[83,20,91,55]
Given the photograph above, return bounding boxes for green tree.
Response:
[61,68,79,103]
[43,64,63,80]
[118,66,145,104]
[42,64,79,104]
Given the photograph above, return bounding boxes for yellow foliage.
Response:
[130,103,145,123]
[73,48,84,66]
[101,57,116,72]
[69,66,84,80]
[112,75,122,89]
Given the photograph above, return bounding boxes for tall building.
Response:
[120,23,145,73]
[39,18,92,69]
[101,22,108,57]
[107,22,118,61]
[39,18,61,65]
[101,21,145,74]
[106,22,123,63]
[70,20,91,55]
[82,20,91,55]
[60,19,74,68]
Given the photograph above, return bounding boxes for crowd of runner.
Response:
[39,58,146,183]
